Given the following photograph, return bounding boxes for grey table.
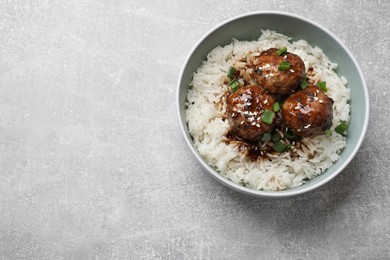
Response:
[1,1,389,259]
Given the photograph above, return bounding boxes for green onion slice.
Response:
[317,81,327,92]
[276,47,287,56]
[324,129,332,136]
[300,79,309,89]
[272,141,286,153]
[272,133,281,143]
[273,102,280,112]
[335,121,348,134]
[228,79,239,92]
[262,109,275,125]
[261,133,272,142]
[278,61,291,71]
[227,66,237,79]
[284,130,295,139]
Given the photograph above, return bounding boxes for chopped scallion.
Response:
[273,102,280,112]
[317,81,327,92]
[278,61,291,71]
[284,130,295,139]
[272,141,286,153]
[227,66,237,79]
[261,133,272,142]
[300,79,308,89]
[272,133,281,143]
[275,47,287,56]
[262,109,275,125]
[228,79,239,92]
[324,129,332,136]
[335,121,348,134]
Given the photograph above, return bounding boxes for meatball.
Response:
[227,85,276,141]
[282,85,334,137]
[251,48,305,95]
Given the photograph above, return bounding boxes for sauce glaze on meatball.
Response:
[251,48,306,95]
[227,85,276,141]
[282,85,333,137]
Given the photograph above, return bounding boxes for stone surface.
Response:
[0,0,389,259]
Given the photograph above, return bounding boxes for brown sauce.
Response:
[226,128,302,161]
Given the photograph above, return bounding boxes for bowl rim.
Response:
[176,10,369,198]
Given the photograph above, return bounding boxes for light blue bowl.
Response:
[176,11,369,197]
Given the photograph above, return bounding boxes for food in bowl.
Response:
[185,30,350,191]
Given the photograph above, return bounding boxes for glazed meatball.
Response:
[282,85,333,137]
[251,48,305,95]
[227,85,276,141]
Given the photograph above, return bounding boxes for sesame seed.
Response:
[290,69,295,73]
[256,124,260,127]
[304,124,311,129]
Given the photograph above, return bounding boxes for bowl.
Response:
[176,11,369,198]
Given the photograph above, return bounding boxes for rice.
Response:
[185,30,350,191]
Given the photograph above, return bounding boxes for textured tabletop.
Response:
[1,1,389,259]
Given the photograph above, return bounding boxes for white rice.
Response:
[185,30,350,191]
